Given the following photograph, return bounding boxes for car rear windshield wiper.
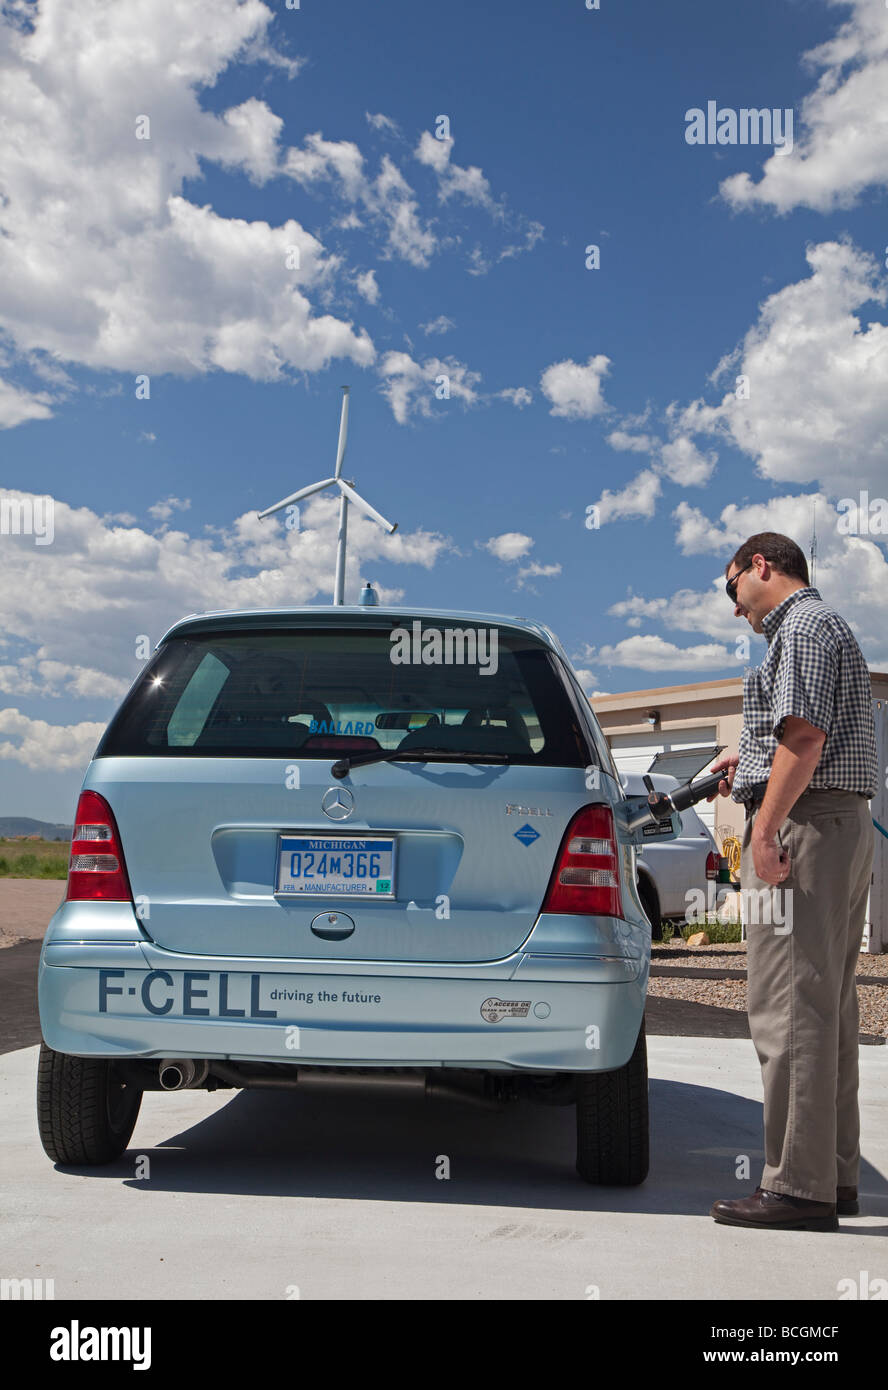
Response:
[331,746,512,778]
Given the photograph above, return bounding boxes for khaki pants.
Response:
[741,790,874,1203]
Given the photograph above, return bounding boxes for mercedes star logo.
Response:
[322,787,355,821]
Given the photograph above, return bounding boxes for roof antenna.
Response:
[810,499,817,588]
[257,387,398,605]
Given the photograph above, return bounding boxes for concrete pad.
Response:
[1,1037,885,1300]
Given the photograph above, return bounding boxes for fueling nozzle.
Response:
[645,769,728,815]
[627,769,729,835]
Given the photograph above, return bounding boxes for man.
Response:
[708,532,877,1231]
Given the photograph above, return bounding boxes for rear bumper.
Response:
[37,904,649,1073]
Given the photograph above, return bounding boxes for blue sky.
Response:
[1,0,887,820]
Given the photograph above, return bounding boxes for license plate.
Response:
[275,835,396,897]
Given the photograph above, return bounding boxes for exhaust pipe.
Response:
[158,1059,210,1091]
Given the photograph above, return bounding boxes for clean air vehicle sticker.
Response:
[481,998,532,1024]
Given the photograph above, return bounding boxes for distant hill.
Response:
[0,818,73,840]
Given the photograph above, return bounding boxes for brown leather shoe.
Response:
[748,1183,858,1215]
[753,1183,859,1215]
[711,1188,838,1231]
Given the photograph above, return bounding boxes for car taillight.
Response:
[66,790,132,902]
[541,804,623,917]
[706,850,718,881]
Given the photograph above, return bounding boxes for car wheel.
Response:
[36,1042,142,1165]
[575,1019,649,1185]
[638,877,662,941]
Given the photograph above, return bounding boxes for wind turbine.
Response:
[257,386,397,605]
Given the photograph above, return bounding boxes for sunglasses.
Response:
[725,560,753,603]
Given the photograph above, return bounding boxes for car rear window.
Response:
[97,624,592,767]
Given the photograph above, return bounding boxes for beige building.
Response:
[590,675,888,952]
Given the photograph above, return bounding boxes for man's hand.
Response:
[751,825,791,885]
[707,753,739,800]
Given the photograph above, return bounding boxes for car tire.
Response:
[575,1019,649,1185]
[638,877,662,941]
[36,1042,142,1165]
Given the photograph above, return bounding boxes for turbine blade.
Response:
[334,388,350,479]
[337,478,397,534]
[257,478,337,519]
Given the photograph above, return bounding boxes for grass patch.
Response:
[0,838,69,879]
[662,917,743,944]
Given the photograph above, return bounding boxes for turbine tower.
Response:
[257,387,397,605]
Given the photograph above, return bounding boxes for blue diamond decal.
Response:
[514,823,540,846]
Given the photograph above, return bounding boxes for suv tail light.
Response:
[66,790,132,902]
[705,850,718,881]
[541,804,623,917]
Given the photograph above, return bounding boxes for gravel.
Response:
[648,942,888,1038]
[655,938,888,978]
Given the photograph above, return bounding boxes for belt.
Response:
[742,782,866,819]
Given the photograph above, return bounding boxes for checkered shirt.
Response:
[732,587,878,804]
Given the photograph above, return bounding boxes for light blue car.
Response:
[37,607,678,1184]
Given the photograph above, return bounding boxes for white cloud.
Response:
[215,97,285,184]
[482,532,559,589]
[572,668,606,697]
[677,241,888,497]
[0,657,130,701]
[483,532,534,562]
[377,350,481,424]
[283,132,367,200]
[498,386,532,408]
[606,430,657,454]
[421,315,455,336]
[499,222,544,262]
[148,496,191,521]
[658,436,717,486]
[601,426,717,501]
[595,634,733,672]
[414,130,543,266]
[623,490,888,668]
[284,138,438,268]
[720,1,888,213]
[0,377,54,429]
[354,270,380,304]
[366,112,400,137]
[515,560,561,589]
[0,708,106,771]
[0,0,375,395]
[0,488,454,738]
[415,132,458,181]
[540,355,611,419]
[608,594,670,623]
[594,469,662,523]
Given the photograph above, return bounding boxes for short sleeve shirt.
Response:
[732,587,878,803]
